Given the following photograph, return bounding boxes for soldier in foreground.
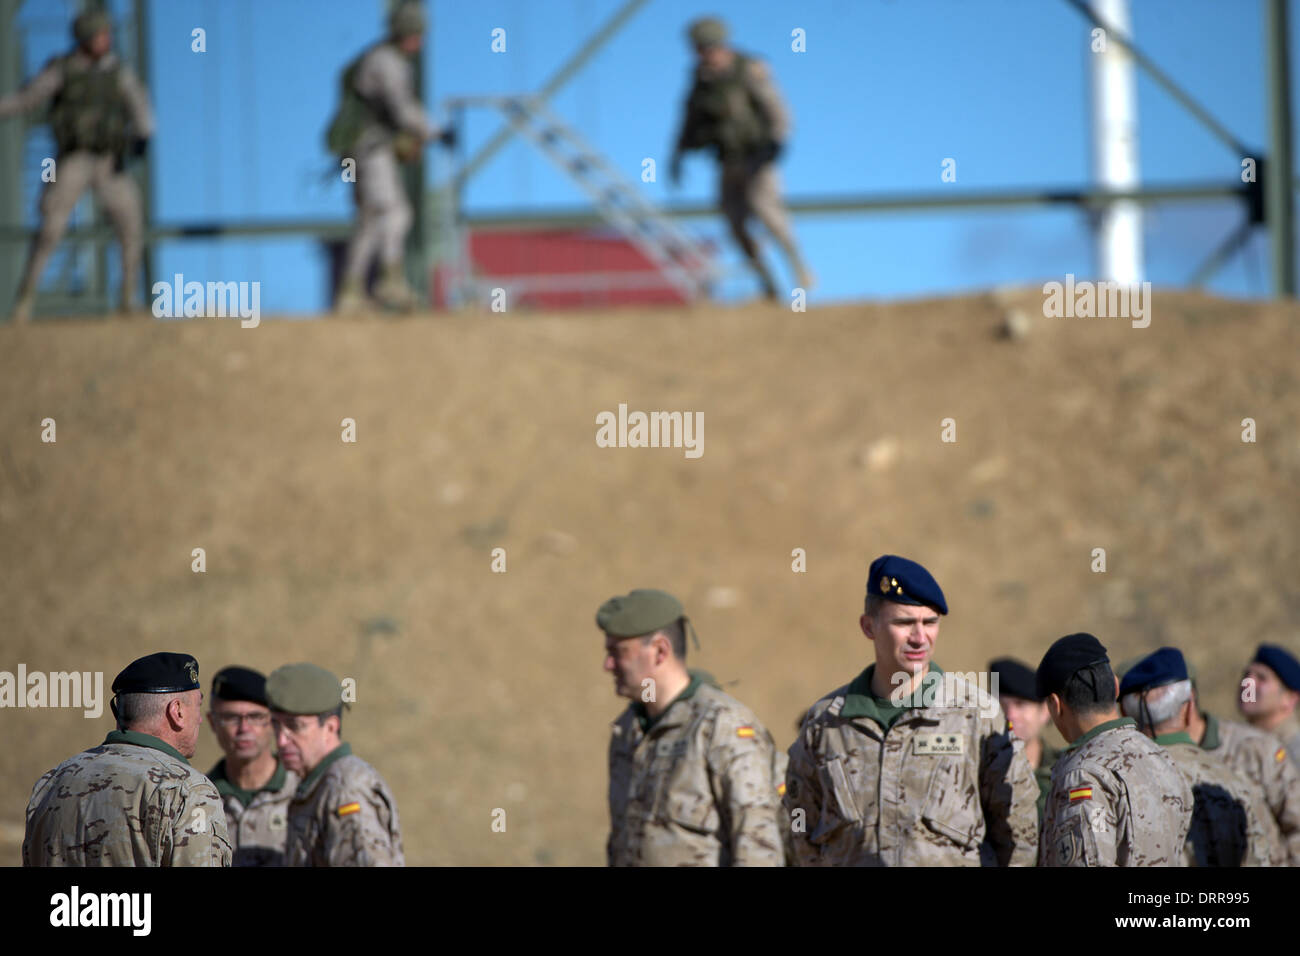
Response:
[784,555,1039,866]
[1120,648,1281,866]
[1036,633,1191,866]
[328,1,454,313]
[1238,644,1300,766]
[670,17,812,301]
[990,656,1061,825]
[0,10,153,322]
[23,652,231,866]
[267,662,404,866]
[206,666,299,866]
[601,588,786,866]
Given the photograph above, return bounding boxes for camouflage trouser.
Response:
[18,151,143,307]
[341,144,412,284]
[719,159,806,294]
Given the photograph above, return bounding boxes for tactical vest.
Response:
[50,54,129,155]
[684,53,772,161]
[326,43,402,156]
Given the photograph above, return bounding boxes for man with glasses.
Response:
[206,666,299,866]
[267,662,404,866]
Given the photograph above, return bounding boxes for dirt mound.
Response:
[1,291,1297,865]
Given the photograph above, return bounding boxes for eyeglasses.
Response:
[213,712,271,729]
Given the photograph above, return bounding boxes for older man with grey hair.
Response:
[1120,648,1282,866]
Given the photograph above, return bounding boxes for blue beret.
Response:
[1253,644,1300,692]
[989,657,1040,701]
[211,666,268,705]
[112,652,200,695]
[1119,647,1188,697]
[1035,632,1109,700]
[867,555,947,615]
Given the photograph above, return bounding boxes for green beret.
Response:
[389,2,426,39]
[597,588,684,638]
[112,652,200,695]
[688,16,727,48]
[73,11,111,46]
[266,663,343,714]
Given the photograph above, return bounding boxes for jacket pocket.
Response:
[809,757,861,845]
[920,758,981,850]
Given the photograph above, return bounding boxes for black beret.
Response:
[1118,647,1188,697]
[866,555,948,615]
[211,666,268,705]
[112,652,201,695]
[1035,633,1109,700]
[1253,644,1300,693]
[989,657,1040,702]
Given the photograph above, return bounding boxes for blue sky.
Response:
[13,0,1285,311]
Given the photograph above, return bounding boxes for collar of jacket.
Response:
[1154,731,1196,747]
[839,662,944,722]
[209,757,289,806]
[103,729,189,765]
[632,670,706,734]
[295,742,352,798]
[1066,716,1134,751]
[1199,711,1222,750]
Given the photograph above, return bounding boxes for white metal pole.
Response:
[1089,0,1144,284]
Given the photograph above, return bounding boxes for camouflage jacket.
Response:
[784,664,1040,866]
[1202,712,1300,864]
[677,52,791,163]
[1034,741,1063,827]
[23,730,231,867]
[284,743,404,866]
[350,42,433,152]
[607,672,786,866]
[1040,718,1192,867]
[209,757,299,867]
[1159,734,1283,866]
[1276,717,1300,772]
[0,49,154,148]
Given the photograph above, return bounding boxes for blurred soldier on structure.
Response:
[0,9,153,323]
[670,16,812,302]
[23,652,231,866]
[1238,644,1300,768]
[328,1,454,314]
[207,666,299,867]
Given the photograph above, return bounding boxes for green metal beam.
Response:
[1264,0,1296,296]
[0,0,23,316]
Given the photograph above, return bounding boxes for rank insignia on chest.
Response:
[337,802,361,817]
[1068,786,1093,802]
[912,733,964,755]
[655,739,690,759]
[270,812,286,830]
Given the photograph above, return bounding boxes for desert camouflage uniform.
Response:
[783,664,1040,866]
[1158,733,1283,866]
[209,757,299,867]
[1041,718,1192,867]
[23,730,231,867]
[1202,711,1300,864]
[608,671,786,866]
[284,743,403,866]
[339,42,434,293]
[1034,741,1062,826]
[1276,717,1300,772]
[0,49,153,316]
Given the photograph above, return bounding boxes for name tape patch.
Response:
[913,733,964,755]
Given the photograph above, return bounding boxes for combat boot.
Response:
[375,267,417,312]
[334,279,368,316]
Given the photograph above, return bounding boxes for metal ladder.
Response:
[444,95,720,304]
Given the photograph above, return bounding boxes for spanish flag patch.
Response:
[777,782,786,796]
[736,726,755,739]
[1276,747,1287,764]
[1069,786,1093,802]
[337,802,362,817]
